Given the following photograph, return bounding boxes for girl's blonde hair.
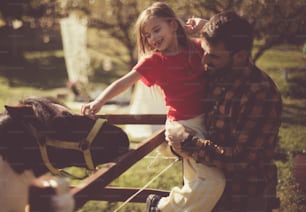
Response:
[135,2,190,57]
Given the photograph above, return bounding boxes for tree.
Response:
[242,0,306,61]
[1,0,305,68]
[176,0,306,62]
[85,0,147,68]
[0,0,63,61]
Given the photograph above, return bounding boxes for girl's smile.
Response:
[143,17,180,55]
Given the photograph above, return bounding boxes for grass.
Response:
[277,98,306,212]
[256,44,306,98]
[256,44,306,212]
[0,75,65,107]
[1,44,306,211]
[79,155,182,212]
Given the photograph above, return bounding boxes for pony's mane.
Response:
[20,96,72,127]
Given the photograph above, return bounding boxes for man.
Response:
[148,11,282,211]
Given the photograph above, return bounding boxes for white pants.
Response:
[158,116,225,212]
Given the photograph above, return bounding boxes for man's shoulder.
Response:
[245,65,279,91]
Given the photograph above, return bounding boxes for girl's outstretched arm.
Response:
[81,70,141,117]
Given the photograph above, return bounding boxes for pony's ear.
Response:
[4,105,35,120]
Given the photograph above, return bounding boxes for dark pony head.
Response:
[0,96,129,176]
[19,96,71,127]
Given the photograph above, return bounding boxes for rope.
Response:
[144,155,178,160]
[146,153,177,170]
[113,157,179,212]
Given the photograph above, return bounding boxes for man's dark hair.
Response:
[201,11,253,54]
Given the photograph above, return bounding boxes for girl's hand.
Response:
[81,100,102,118]
[184,18,208,34]
[165,121,189,145]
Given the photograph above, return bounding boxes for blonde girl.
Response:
[81,2,225,211]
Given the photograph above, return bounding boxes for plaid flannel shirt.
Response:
[177,63,282,211]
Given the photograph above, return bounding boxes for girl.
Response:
[81,2,225,211]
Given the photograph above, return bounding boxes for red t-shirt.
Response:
[133,39,206,121]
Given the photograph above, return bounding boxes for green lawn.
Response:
[256,45,306,212]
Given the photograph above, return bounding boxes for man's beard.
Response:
[205,58,233,77]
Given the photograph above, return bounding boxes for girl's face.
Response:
[142,17,179,54]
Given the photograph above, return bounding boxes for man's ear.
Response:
[233,49,248,65]
[4,105,35,120]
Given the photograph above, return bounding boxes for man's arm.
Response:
[169,84,282,171]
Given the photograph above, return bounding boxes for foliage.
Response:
[0,0,46,20]
[241,0,306,61]
[174,0,306,62]
[1,0,306,68]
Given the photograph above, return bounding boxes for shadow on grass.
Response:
[0,55,68,89]
[284,68,306,99]
[282,101,306,126]
[0,55,126,91]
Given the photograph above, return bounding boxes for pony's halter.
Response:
[25,118,107,178]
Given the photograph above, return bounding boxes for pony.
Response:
[0,96,130,177]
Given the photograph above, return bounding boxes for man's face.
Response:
[201,39,233,75]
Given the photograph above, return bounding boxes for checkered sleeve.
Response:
[176,79,282,171]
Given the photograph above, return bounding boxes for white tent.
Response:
[60,12,91,100]
[125,82,167,139]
